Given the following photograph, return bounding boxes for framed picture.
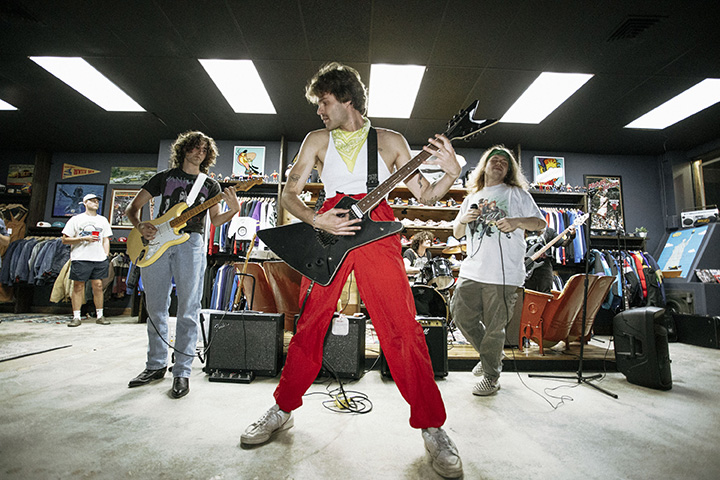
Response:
[584,175,625,232]
[109,188,140,228]
[533,156,565,188]
[109,166,157,185]
[232,146,265,177]
[52,183,105,217]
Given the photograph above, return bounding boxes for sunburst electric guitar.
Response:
[257,101,499,286]
[127,178,263,267]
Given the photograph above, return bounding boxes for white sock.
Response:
[96,309,103,319]
[73,310,81,320]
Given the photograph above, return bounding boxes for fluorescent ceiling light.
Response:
[29,56,144,112]
[368,64,426,118]
[0,99,17,110]
[199,59,276,114]
[500,72,593,124]
[625,78,720,130]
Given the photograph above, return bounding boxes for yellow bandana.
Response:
[332,118,371,173]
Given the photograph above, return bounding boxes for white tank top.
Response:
[321,130,392,197]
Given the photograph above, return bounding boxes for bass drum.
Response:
[422,258,455,290]
[411,285,448,321]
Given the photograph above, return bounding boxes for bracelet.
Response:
[312,213,319,230]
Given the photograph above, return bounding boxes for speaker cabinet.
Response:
[614,307,672,390]
[205,311,284,377]
[673,313,720,349]
[381,316,448,378]
[320,314,366,379]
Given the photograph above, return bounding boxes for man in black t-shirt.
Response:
[125,131,240,399]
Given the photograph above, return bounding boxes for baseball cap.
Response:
[51,221,66,228]
[36,221,51,227]
[80,193,101,204]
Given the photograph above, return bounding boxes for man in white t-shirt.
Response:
[62,193,113,327]
[451,146,546,396]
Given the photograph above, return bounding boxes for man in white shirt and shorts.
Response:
[62,193,113,327]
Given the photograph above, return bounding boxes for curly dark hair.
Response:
[410,231,433,252]
[169,131,218,174]
[305,62,368,115]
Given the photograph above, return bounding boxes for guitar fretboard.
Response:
[355,148,434,215]
[168,179,260,228]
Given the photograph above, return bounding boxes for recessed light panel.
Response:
[0,99,17,110]
[625,78,720,130]
[500,72,593,124]
[199,59,276,114]
[368,64,426,118]
[29,56,145,112]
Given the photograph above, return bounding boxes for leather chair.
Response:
[236,262,278,313]
[519,274,600,355]
[263,261,303,332]
[568,275,616,344]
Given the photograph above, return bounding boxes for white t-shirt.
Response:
[62,212,113,261]
[454,183,543,287]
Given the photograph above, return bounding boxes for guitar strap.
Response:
[366,127,378,193]
[186,173,207,206]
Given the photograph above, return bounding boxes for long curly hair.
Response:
[305,62,368,115]
[169,131,218,174]
[466,145,529,193]
[410,231,433,252]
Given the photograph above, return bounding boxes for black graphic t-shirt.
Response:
[142,168,221,234]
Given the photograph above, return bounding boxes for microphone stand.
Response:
[529,188,618,399]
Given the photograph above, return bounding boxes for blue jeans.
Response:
[141,233,206,378]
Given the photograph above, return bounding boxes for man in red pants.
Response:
[241,62,464,478]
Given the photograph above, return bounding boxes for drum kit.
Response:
[411,257,456,323]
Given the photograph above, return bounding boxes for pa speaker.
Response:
[320,314,366,379]
[205,311,284,377]
[381,316,448,378]
[613,307,672,390]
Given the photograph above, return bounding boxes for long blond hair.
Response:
[466,145,529,193]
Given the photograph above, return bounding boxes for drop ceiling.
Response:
[1,0,719,156]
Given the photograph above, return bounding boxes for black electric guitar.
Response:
[257,101,498,285]
[524,212,589,279]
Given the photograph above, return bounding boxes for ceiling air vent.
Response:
[607,15,667,41]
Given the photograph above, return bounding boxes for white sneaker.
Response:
[422,427,463,478]
[471,361,484,377]
[241,404,294,445]
[473,376,500,396]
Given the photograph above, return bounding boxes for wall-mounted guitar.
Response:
[524,212,589,279]
[127,178,263,267]
[257,101,498,286]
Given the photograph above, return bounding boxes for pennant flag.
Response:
[62,163,100,179]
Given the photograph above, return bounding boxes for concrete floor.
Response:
[1,315,719,480]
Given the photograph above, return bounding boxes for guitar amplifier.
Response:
[204,311,284,377]
[320,313,366,379]
[381,316,448,378]
[294,313,366,379]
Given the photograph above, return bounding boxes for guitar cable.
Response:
[498,223,575,410]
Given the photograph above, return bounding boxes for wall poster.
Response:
[584,175,624,232]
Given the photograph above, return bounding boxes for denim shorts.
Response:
[70,258,109,281]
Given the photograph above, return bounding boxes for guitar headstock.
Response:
[444,101,498,142]
[234,177,264,192]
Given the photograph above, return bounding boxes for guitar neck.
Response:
[355,148,434,214]
[170,186,233,228]
[529,224,573,261]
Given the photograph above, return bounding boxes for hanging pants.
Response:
[273,195,447,429]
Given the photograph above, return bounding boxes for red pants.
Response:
[274,195,447,429]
